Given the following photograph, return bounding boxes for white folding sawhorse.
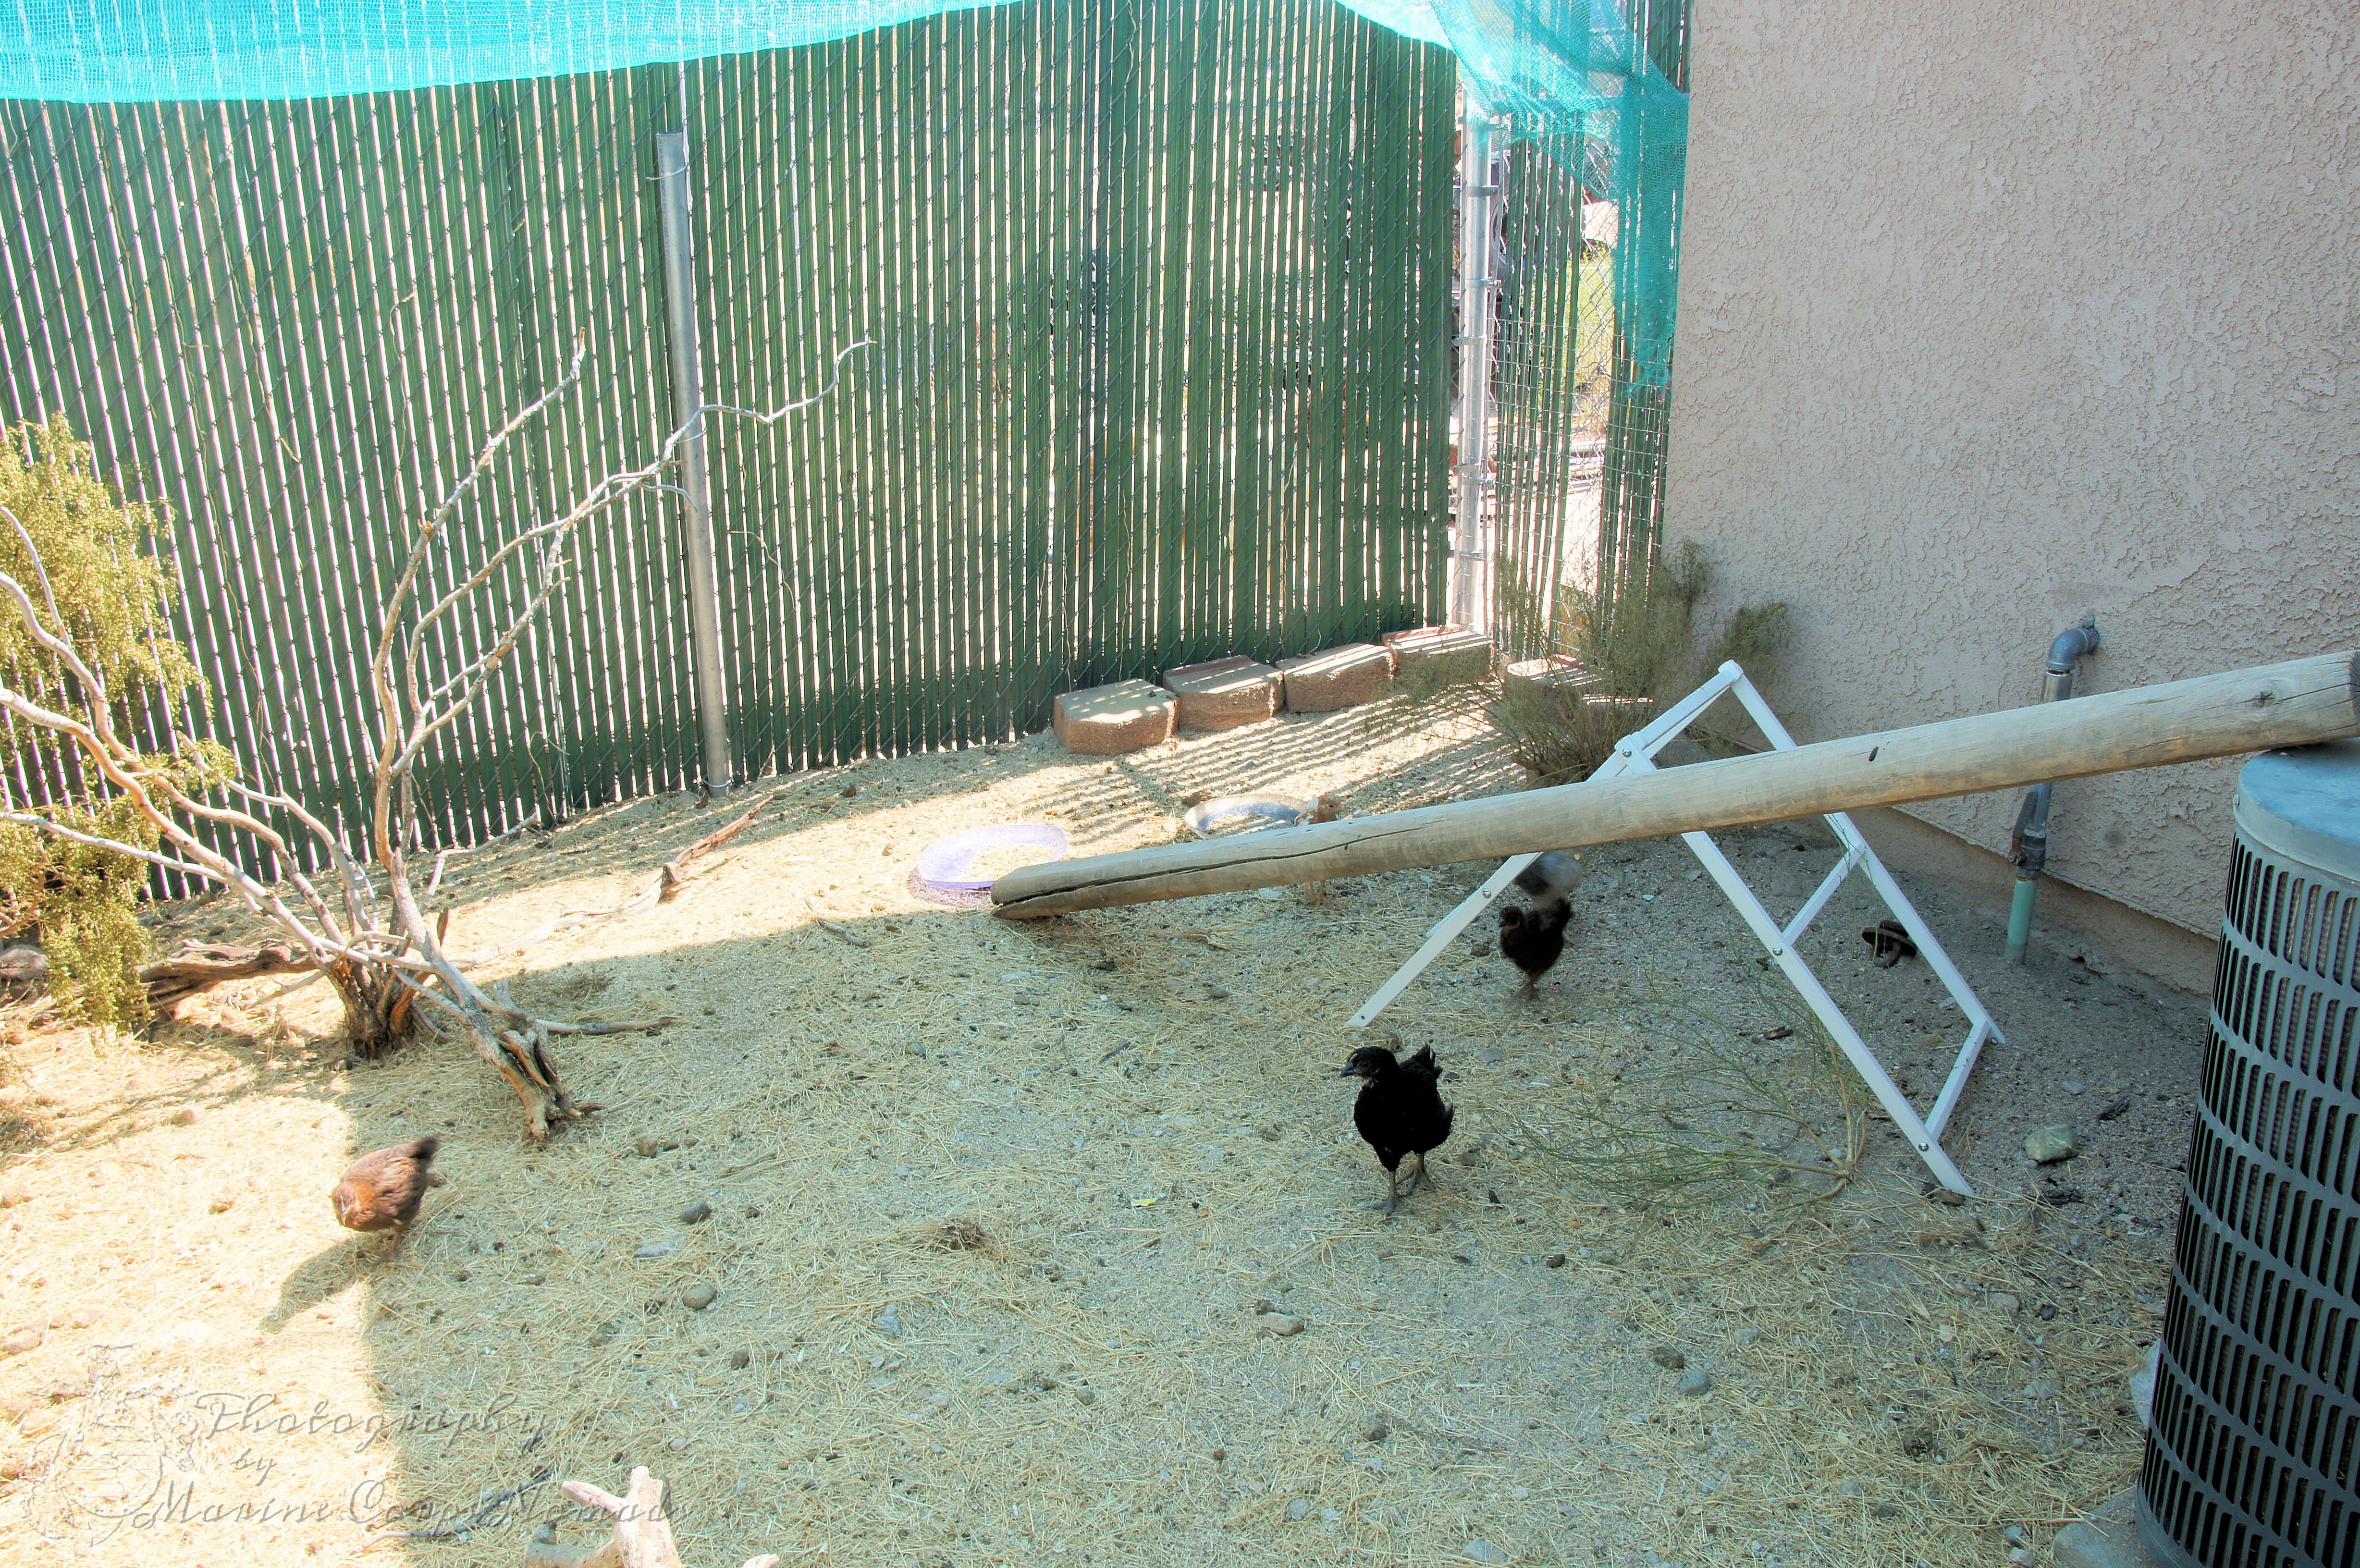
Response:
[1346,660,2002,1195]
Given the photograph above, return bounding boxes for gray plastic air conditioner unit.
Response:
[2139,739,2358,1568]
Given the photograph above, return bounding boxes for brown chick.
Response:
[332,1136,441,1239]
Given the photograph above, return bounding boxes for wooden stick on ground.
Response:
[453,791,777,963]
[525,1467,780,1568]
[991,650,2360,919]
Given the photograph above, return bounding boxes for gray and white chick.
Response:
[1513,850,1584,902]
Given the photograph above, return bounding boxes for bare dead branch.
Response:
[534,1467,782,1568]
[0,810,229,883]
[0,504,66,633]
[3,334,855,1137]
[446,792,775,966]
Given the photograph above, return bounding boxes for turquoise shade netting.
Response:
[0,0,1683,385]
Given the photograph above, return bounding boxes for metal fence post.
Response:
[656,124,735,796]
[1452,88,1504,633]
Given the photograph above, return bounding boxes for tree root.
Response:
[139,940,312,1010]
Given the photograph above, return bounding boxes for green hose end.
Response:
[2005,877,2039,964]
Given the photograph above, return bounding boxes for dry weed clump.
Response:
[1489,540,1794,784]
[1523,984,1868,1209]
[925,1216,996,1252]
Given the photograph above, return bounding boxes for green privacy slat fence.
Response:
[0,0,1452,867]
[1488,134,1605,662]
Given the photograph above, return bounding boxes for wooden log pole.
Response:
[992,650,2360,919]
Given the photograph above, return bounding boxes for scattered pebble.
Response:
[636,1136,660,1158]
[1364,1421,1389,1443]
[0,1326,42,1357]
[2096,1096,2134,1121]
[0,1184,28,1208]
[876,1310,904,1337]
[683,1284,717,1311]
[2022,1379,2062,1400]
[1840,1480,1864,1497]
[679,1200,713,1225]
[208,1195,234,1213]
[635,1238,679,1260]
[2025,1125,2080,1164]
[2004,1526,2028,1548]
[2008,1549,2037,1567]
[1650,1346,1686,1370]
[1678,1366,1711,1396]
[1210,1447,1226,1462]
[1266,1315,1305,1337]
[169,1107,199,1126]
[2063,1080,2085,1095]
[1544,1253,1566,1268]
[1464,1541,1511,1565]
[730,1348,750,1369]
[1989,1292,2022,1315]
[1285,1498,1311,1522]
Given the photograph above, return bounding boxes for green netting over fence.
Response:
[1485,0,1685,658]
[1,0,1454,855]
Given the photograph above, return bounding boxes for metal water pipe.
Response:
[1450,86,1505,633]
[656,122,736,798]
[2004,615,2100,962]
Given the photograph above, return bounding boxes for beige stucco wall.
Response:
[1665,0,2360,942]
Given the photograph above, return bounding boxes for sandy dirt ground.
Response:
[0,689,2205,1568]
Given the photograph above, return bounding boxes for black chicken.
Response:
[1340,1044,1455,1213]
[1861,919,1919,968]
[1498,897,1572,998]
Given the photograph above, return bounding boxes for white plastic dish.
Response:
[1183,794,1312,839]
[913,822,1069,892]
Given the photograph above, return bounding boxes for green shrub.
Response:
[0,416,225,1024]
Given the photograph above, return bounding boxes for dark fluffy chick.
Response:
[1861,919,1919,968]
[1340,1045,1455,1213]
[1498,897,1572,998]
[332,1136,442,1238]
